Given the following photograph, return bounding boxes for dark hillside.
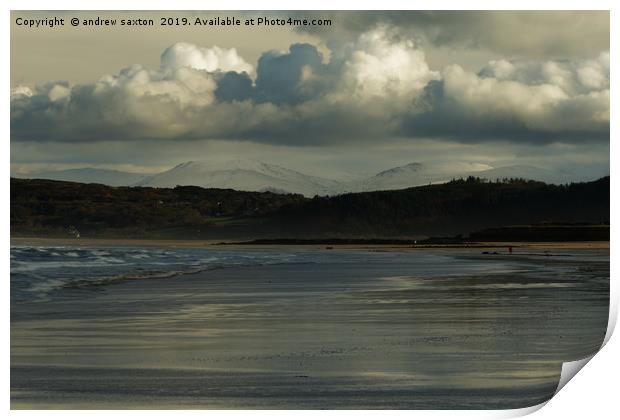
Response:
[10,178,305,239]
[11,176,609,240]
[270,177,609,237]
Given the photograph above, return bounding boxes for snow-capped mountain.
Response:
[13,159,598,196]
[347,162,578,192]
[134,159,344,197]
[13,168,148,187]
[348,162,497,192]
[347,162,451,192]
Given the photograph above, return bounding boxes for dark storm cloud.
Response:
[214,71,254,102]
[254,43,332,105]
[215,43,336,106]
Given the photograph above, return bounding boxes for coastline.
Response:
[10,236,610,251]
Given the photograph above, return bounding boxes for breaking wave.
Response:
[10,245,319,303]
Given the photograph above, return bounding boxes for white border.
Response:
[3,1,616,419]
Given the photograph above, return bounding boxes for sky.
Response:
[10,11,610,180]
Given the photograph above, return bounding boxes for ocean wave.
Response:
[10,245,319,303]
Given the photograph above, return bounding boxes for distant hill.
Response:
[348,162,452,192]
[10,176,609,240]
[470,165,570,185]
[346,163,578,192]
[13,168,148,187]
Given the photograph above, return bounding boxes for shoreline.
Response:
[10,236,610,251]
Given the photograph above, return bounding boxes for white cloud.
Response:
[340,27,439,100]
[11,85,33,99]
[479,53,610,96]
[47,84,71,102]
[160,42,253,75]
[577,52,609,90]
[443,64,570,127]
[441,54,610,134]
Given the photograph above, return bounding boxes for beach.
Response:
[10,244,609,409]
[10,236,611,250]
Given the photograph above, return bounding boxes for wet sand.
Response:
[10,236,610,251]
[11,249,609,409]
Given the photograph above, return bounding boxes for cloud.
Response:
[478,52,609,95]
[338,27,439,101]
[293,11,609,59]
[11,86,33,99]
[160,42,253,74]
[214,71,254,102]
[254,43,329,105]
[401,54,609,142]
[11,26,609,146]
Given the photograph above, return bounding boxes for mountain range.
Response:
[13,159,599,196]
[135,159,342,197]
